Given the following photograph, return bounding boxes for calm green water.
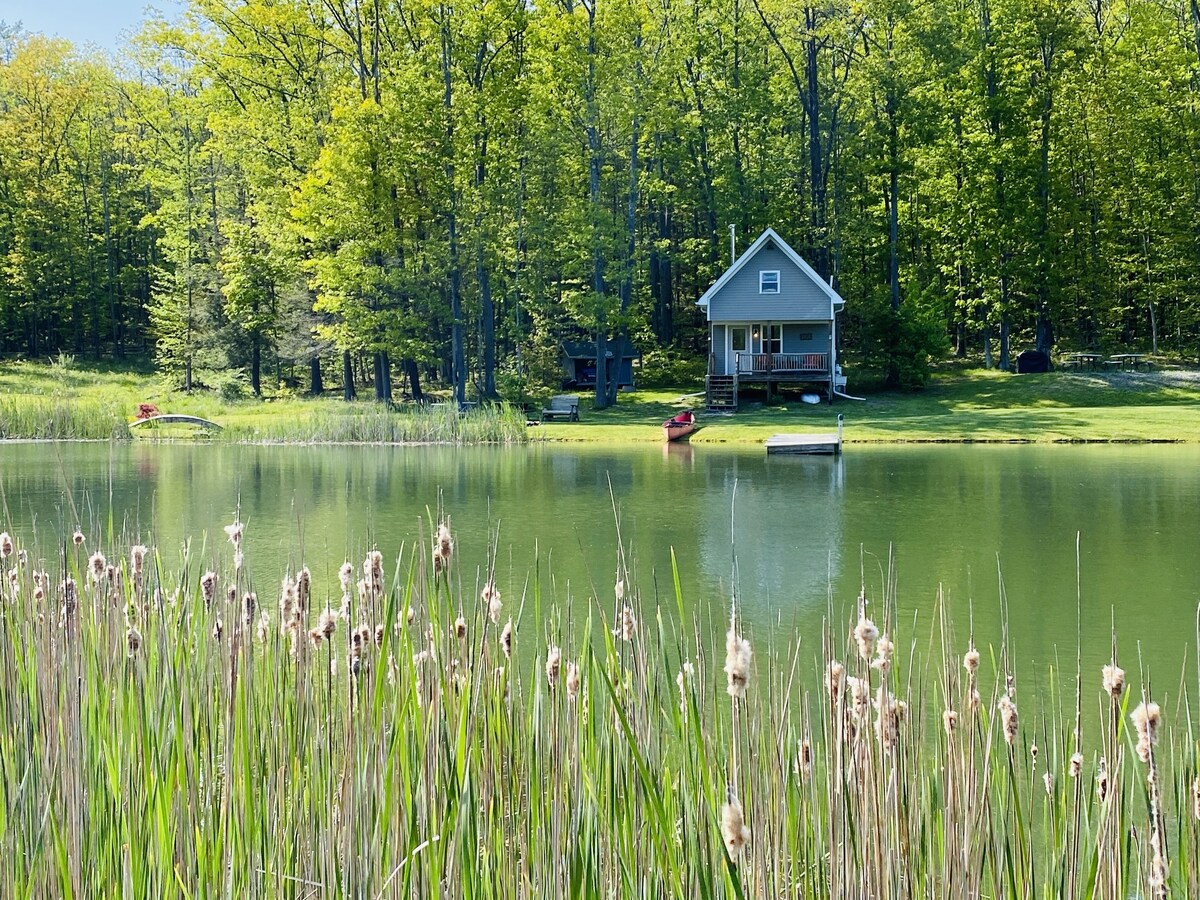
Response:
[2,441,1198,684]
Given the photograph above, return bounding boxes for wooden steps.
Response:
[706,375,737,411]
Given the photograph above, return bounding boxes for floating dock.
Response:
[765,415,843,455]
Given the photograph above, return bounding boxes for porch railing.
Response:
[735,352,829,374]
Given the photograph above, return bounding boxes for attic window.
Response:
[760,270,780,294]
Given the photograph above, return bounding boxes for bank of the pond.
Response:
[5,358,1200,444]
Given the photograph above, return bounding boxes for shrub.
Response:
[636,348,707,388]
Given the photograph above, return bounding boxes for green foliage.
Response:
[865,293,951,390]
[636,349,707,389]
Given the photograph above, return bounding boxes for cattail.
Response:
[1031,742,1038,765]
[943,709,958,734]
[566,662,581,699]
[255,610,271,643]
[88,551,106,584]
[126,626,142,657]
[826,660,846,704]
[433,524,453,574]
[963,646,981,674]
[1069,752,1083,779]
[724,615,752,699]
[796,738,813,779]
[616,605,637,642]
[200,571,217,607]
[129,544,148,576]
[1132,701,1161,763]
[0,532,12,559]
[677,661,695,712]
[481,581,502,623]
[1149,827,1167,897]
[454,616,467,641]
[848,676,871,720]
[308,626,324,646]
[970,688,981,711]
[853,616,879,661]
[1096,756,1109,802]
[212,619,223,642]
[224,521,243,547]
[871,634,894,672]
[721,789,751,860]
[1043,771,1054,796]
[500,619,513,659]
[615,579,625,602]
[318,608,337,638]
[545,646,562,686]
[875,690,907,751]
[72,530,85,547]
[1192,777,1200,821]
[363,551,383,597]
[60,576,77,616]
[339,561,354,593]
[1102,663,1125,698]
[998,693,1018,746]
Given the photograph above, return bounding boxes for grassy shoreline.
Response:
[4,358,1200,445]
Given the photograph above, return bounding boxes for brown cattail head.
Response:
[721,789,751,860]
[871,634,895,672]
[481,581,502,624]
[566,662,581,700]
[848,676,871,721]
[255,610,271,643]
[224,521,244,547]
[88,551,106,584]
[1043,771,1054,796]
[545,646,562,686]
[724,615,752,699]
[1069,752,1083,779]
[500,619,514,659]
[1096,756,1109,803]
[318,608,337,638]
[242,592,257,625]
[615,605,637,642]
[796,739,813,779]
[943,709,958,735]
[1102,663,1125,699]
[0,532,12,559]
[998,694,1019,746]
[963,646,981,675]
[677,661,695,712]
[454,616,467,641]
[212,619,224,642]
[853,616,879,661]
[1132,701,1161,763]
[126,626,142,657]
[72,530,85,548]
[433,524,453,574]
[826,660,846,704]
[199,571,217,607]
[339,561,354,594]
[129,544,148,576]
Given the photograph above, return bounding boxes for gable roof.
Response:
[696,228,845,310]
[561,338,638,359]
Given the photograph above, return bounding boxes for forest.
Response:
[1,0,1198,405]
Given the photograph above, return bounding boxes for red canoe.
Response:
[662,410,697,442]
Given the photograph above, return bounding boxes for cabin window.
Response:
[759,270,780,294]
[763,324,782,355]
[797,332,813,342]
[730,327,748,353]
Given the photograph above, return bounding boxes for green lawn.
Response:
[4,357,1200,443]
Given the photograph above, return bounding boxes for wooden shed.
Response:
[560,339,639,391]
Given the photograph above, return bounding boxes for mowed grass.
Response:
[0,516,1194,896]
[542,367,1200,443]
[4,357,1200,443]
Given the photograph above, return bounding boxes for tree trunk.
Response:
[442,17,466,408]
[251,336,262,395]
[310,355,323,395]
[342,350,356,401]
[404,358,423,402]
[585,3,610,411]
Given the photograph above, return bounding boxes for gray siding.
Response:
[782,323,830,353]
[707,244,834,322]
[711,324,726,374]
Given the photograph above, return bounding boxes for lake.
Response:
[1,441,1198,687]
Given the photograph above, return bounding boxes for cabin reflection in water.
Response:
[697,453,844,611]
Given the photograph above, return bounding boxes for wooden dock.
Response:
[765,415,843,455]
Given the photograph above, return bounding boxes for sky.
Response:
[0,0,181,51]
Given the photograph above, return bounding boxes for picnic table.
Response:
[1063,352,1103,371]
[1109,353,1152,371]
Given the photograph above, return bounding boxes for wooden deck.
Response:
[766,417,844,455]
[765,433,841,455]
